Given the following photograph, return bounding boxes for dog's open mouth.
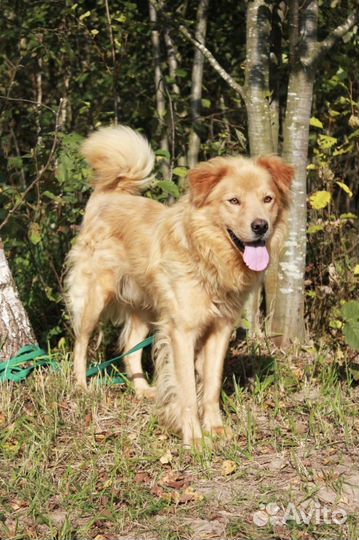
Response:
[227,228,269,272]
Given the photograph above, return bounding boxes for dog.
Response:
[65,126,293,447]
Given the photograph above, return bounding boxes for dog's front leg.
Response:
[200,321,233,437]
[170,327,202,447]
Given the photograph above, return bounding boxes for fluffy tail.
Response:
[82,125,155,194]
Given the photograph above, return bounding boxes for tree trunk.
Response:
[164,28,180,97]
[244,0,275,157]
[269,2,283,154]
[0,240,36,360]
[105,0,120,123]
[187,0,209,168]
[271,0,318,343]
[149,2,169,175]
[243,0,275,332]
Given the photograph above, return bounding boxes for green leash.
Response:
[0,345,59,383]
[0,335,155,384]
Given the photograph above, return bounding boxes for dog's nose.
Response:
[251,219,268,236]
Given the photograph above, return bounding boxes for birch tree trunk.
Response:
[164,28,180,97]
[149,2,169,175]
[187,0,209,168]
[244,0,276,332]
[244,0,275,157]
[269,3,283,154]
[271,0,318,343]
[0,240,36,360]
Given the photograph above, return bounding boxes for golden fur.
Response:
[65,125,293,447]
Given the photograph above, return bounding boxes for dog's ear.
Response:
[188,158,228,207]
[257,156,294,205]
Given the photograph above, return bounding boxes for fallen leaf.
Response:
[10,499,27,511]
[161,472,189,489]
[135,471,151,485]
[150,485,172,502]
[178,486,204,503]
[221,460,237,476]
[166,478,186,490]
[159,449,173,465]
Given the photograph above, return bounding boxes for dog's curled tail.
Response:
[82,125,155,194]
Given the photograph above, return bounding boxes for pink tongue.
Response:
[243,244,269,272]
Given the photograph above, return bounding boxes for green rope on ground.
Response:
[0,335,155,384]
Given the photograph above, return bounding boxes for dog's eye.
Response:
[263,195,273,203]
[228,197,240,205]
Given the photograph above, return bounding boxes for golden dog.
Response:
[65,126,293,446]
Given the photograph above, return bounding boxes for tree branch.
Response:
[150,0,246,101]
[0,95,55,114]
[178,22,245,100]
[310,9,358,65]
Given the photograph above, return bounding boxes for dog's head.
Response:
[188,155,294,271]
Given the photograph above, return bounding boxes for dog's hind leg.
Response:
[119,314,154,399]
[73,285,111,390]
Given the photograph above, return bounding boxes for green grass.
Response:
[0,339,358,539]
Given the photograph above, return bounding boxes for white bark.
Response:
[188,0,209,168]
[244,0,274,156]
[164,29,180,96]
[243,0,274,333]
[149,2,169,175]
[0,240,36,360]
[271,0,318,343]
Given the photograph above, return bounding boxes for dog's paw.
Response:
[182,433,215,451]
[135,385,156,400]
[183,437,207,451]
[202,422,233,441]
[74,377,88,392]
[211,425,233,440]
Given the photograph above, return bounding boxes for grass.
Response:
[0,338,358,540]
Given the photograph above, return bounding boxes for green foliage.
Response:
[156,180,180,199]
[341,301,359,352]
[0,131,91,343]
[306,51,359,340]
